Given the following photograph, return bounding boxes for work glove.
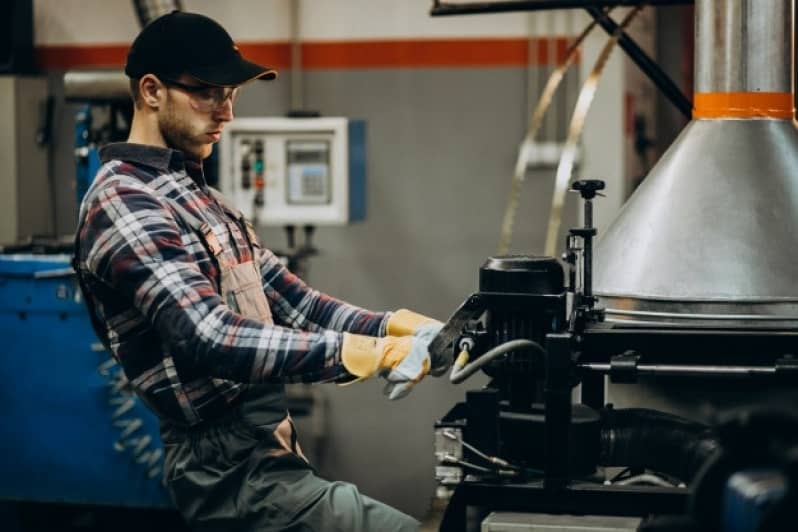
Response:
[413,322,448,376]
[385,308,452,377]
[385,308,442,337]
[386,309,448,376]
[341,332,435,400]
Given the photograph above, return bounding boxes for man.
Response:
[73,11,446,532]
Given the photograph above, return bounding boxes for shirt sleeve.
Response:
[80,180,350,384]
[258,248,390,337]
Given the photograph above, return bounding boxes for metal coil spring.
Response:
[97,355,163,479]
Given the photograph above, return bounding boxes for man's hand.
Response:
[341,332,437,400]
[412,322,448,376]
[386,309,441,337]
[386,309,451,377]
[380,333,433,400]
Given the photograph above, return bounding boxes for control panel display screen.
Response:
[286,140,331,205]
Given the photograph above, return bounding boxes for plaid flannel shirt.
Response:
[75,143,388,426]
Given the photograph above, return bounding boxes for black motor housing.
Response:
[439,256,597,476]
[475,256,565,409]
[479,255,564,295]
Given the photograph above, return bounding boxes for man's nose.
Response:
[215,98,234,122]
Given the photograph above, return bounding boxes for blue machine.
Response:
[722,469,788,532]
[0,253,170,508]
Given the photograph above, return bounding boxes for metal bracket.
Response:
[609,350,641,383]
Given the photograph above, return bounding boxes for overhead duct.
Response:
[63,70,130,102]
[593,0,798,328]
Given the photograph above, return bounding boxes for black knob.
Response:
[571,180,605,200]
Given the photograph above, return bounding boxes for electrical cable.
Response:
[614,473,678,488]
[449,339,545,384]
[442,429,506,466]
[441,429,544,477]
[441,454,519,478]
[441,454,493,474]
[608,467,632,482]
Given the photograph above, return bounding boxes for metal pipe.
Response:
[289,0,304,111]
[132,0,183,27]
[695,0,792,94]
[606,309,798,321]
[430,1,693,16]
[581,363,776,377]
[64,70,131,102]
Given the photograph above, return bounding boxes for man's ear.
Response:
[139,74,163,109]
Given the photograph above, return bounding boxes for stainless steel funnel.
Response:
[593,0,798,328]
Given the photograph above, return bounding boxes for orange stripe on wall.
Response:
[225,42,292,69]
[36,44,129,70]
[304,38,574,69]
[36,43,292,71]
[36,38,577,71]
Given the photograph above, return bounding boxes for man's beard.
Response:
[158,99,208,160]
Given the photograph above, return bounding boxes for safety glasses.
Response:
[162,78,240,112]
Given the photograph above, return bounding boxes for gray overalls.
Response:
[159,190,419,532]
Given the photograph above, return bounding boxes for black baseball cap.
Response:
[125,11,277,86]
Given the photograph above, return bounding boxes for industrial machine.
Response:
[0,254,170,508]
[428,1,798,530]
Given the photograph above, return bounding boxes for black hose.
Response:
[449,339,545,384]
[600,408,719,482]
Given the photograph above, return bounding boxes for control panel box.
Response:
[218,117,366,226]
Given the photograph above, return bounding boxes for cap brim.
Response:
[189,55,278,87]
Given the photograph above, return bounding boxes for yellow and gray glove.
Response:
[385,309,440,336]
[341,332,434,400]
[387,309,448,376]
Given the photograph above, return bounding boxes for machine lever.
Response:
[429,293,487,371]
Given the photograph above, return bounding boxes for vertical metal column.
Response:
[695,0,792,96]
[581,374,605,410]
[544,333,573,488]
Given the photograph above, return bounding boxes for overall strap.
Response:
[207,187,262,251]
[162,196,225,260]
